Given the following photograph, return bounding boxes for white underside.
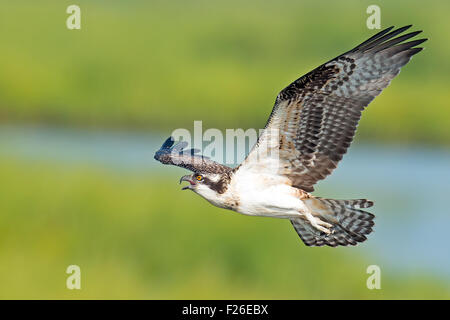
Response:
[196,167,308,219]
[232,171,307,218]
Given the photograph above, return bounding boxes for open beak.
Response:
[179,175,195,190]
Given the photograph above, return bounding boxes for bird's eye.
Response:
[196,175,203,181]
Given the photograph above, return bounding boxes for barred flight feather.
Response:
[291,198,375,247]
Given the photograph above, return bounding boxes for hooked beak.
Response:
[179,175,195,190]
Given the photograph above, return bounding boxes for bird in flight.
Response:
[155,26,426,247]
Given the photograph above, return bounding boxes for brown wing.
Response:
[239,25,426,192]
[154,137,232,174]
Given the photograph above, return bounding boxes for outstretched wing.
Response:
[239,25,427,192]
[154,137,232,174]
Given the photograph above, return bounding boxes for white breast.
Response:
[226,167,307,218]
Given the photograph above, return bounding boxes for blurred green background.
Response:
[0,0,449,299]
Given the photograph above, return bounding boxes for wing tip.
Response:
[154,136,176,162]
[161,136,175,149]
[353,24,425,54]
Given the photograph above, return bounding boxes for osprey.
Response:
[155,26,426,247]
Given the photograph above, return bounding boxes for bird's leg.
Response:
[303,210,333,234]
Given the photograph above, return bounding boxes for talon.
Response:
[317,220,333,228]
[303,211,333,234]
[316,225,332,234]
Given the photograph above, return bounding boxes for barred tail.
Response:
[290,198,375,247]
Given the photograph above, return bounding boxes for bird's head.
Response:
[179,172,229,202]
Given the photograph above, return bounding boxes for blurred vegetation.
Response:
[0,0,449,299]
[0,157,448,299]
[0,0,449,144]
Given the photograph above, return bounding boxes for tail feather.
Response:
[290,197,375,247]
